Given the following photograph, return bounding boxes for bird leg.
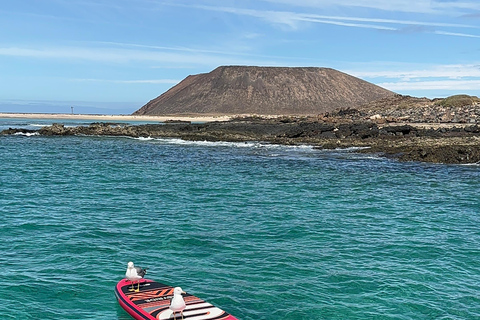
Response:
[129,281,135,291]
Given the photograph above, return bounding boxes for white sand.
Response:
[0,113,232,122]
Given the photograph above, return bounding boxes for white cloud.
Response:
[348,64,480,79]
[94,41,246,56]
[0,41,315,68]
[0,45,261,66]
[0,46,154,62]
[301,14,478,29]
[258,0,480,15]
[346,63,480,94]
[184,4,479,35]
[379,79,480,91]
[435,31,480,38]
[297,16,397,31]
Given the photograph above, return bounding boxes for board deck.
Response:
[115,279,239,320]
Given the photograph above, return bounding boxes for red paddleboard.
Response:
[115,279,239,320]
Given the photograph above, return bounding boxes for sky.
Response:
[0,0,479,114]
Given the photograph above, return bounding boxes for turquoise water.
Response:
[1,119,479,319]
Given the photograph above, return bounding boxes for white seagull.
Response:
[170,287,186,320]
[125,261,147,292]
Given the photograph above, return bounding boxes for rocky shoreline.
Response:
[2,116,480,164]
[3,94,480,164]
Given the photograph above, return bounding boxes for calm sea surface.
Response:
[1,118,479,319]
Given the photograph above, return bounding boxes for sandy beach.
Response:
[0,112,232,123]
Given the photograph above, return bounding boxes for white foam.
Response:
[154,138,317,152]
[334,146,371,151]
[460,162,480,166]
[136,136,155,141]
[14,132,39,137]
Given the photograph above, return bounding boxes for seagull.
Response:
[170,287,186,320]
[125,261,147,292]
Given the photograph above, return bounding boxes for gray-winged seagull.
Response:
[125,261,147,292]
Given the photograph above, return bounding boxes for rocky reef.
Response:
[3,94,480,164]
[3,116,480,164]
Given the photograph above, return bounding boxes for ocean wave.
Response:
[334,146,371,151]
[14,132,39,137]
[136,136,155,141]
[126,136,391,162]
[460,162,480,166]
[29,123,48,127]
[132,136,315,151]
[156,138,263,148]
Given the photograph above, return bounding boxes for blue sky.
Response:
[1,0,479,114]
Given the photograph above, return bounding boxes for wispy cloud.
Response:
[379,79,480,91]
[0,40,312,68]
[258,0,480,15]
[182,4,480,37]
[93,41,293,60]
[347,63,480,93]
[347,64,480,79]
[94,41,243,56]
[434,30,480,38]
[300,14,478,29]
[295,16,397,31]
[0,45,262,66]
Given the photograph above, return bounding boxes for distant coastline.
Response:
[0,112,232,123]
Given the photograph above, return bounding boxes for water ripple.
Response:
[1,134,479,319]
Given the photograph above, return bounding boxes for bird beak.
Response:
[182,291,186,294]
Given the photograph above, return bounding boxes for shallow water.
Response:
[1,119,479,319]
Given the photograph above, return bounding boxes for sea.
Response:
[1,117,479,320]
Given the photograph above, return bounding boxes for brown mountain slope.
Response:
[134,66,395,116]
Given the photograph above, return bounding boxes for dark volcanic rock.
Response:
[1,128,37,135]
[38,123,70,135]
[356,94,480,124]
[135,66,395,116]
[381,125,417,136]
[283,122,335,138]
[3,118,480,164]
[464,125,480,133]
[349,122,379,139]
[367,144,480,164]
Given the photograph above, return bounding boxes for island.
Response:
[2,66,479,164]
